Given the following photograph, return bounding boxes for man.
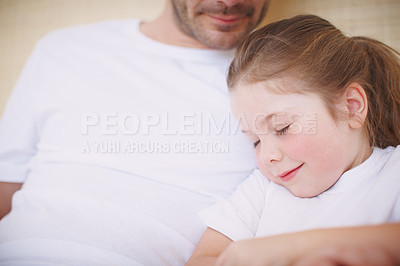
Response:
[0,0,270,265]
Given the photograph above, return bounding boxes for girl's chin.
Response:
[288,187,322,198]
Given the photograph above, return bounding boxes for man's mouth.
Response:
[196,2,254,26]
[207,14,245,23]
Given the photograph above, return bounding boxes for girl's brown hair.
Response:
[227,14,400,148]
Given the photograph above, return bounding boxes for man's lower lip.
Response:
[280,164,303,182]
[207,15,244,24]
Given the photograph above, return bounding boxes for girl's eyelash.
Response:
[253,124,291,148]
[275,124,291,135]
[253,140,260,148]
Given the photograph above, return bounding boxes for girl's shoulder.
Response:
[371,145,400,181]
[375,145,400,165]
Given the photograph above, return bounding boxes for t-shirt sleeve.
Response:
[388,145,400,222]
[0,46,42,183]
[199,169,268,241]
[390,195,400,221]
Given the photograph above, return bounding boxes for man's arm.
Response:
[0,182,22,220]
[214,223,400,266]
[185,228,233,266]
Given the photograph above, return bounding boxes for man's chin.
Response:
[196,30,248,50]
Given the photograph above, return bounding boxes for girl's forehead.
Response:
[231,81,327,116]
[231,79,306,104]
[235,76,309,95]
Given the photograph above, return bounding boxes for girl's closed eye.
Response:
[253,139,260,148]
[274,124,291,135]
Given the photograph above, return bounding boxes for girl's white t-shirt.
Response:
[200,146,400,241]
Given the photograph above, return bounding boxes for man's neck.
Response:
[140,3,210,49]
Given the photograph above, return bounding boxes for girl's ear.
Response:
[344,82,368,129]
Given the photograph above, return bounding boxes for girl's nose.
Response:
[259,142,283,166]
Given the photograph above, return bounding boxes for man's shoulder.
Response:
[36,19,140,50]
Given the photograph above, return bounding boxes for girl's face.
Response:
[230,79,370,198]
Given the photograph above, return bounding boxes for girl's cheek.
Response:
[255,148,272,181]
[255,148,263,168]
[287,133,338,173]
[281,133,315,160]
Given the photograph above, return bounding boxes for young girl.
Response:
[186,15,400,266]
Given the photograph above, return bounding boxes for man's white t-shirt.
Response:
[0,20,256,265]
[200,146,400,242]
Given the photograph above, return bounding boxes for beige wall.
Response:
[264,0,400,51]
[0,0,166,115]
[1,0,399,115]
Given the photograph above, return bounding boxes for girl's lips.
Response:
[279,164,304,182]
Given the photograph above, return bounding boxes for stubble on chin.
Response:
[170,1,269,50]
